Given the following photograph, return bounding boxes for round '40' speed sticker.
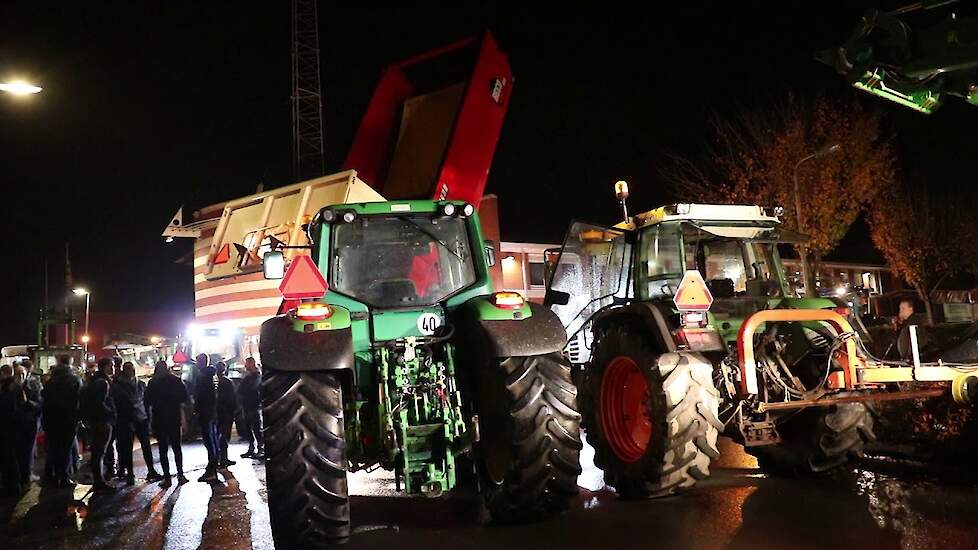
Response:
[417,312,442,335]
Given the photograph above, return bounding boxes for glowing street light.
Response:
[81,335,91,344]
[73,288,92,352]
[0,81,42,95]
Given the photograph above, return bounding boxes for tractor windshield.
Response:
[637,222,788,300]
[331,215,476,308]
[682,224,787,298]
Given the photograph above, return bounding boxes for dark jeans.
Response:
[103,428,116,473]
[114,423,134,478]
[16,431,37,485]
[45,425,78,483]
[218,419,233,463]
[199,419,219,471]
[89,422,113,486]
[133,420,157,475]
[153,421,183,477]
[242,410,263,453]
[0,437,18,492]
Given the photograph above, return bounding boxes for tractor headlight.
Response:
[321,209,337,223]
[461,203,475,217]
[441,203,457,217]
[342,210,357,223]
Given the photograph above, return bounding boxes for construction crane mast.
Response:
[291,0,325,182]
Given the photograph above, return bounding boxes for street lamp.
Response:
[793,143,842,297]
[0,80,42,95]
[73,288,91,352]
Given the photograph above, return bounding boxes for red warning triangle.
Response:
[673,270,714,312]
[213,243,231,264]
[279,255,328,300]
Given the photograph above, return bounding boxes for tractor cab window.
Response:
[637,223,684,299]
[331,215,476,308]
[682,224,784,298]
[547,222,631,338]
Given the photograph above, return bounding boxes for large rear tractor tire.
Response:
[583,322,722,499]
[748,397,876,476]
[476,352,583,522]
[262,370,350,548]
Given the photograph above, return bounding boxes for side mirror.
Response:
[544,289,571,307]
[263,251,285,280]
[485,244,496,267]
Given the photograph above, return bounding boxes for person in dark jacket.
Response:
[11,365,41,489]
[145,360,189,487]
[215,362,239,468]
[194,356,220,482]
[102,356,124,480]
[891,298,930,361]
[111,362,163,485]
[130,364,162,483]
[110,362,137,485]
[0,366,14,495]
[19,360,43,405]
[237,357,263,459]
[42,357,82,487]
[0,365,12,494]
[83,358,117,493]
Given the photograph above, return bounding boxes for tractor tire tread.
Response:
[262,370,350,547]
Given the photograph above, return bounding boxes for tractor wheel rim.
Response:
[600,355,651,463]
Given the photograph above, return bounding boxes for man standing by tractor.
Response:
[42,356,82,487]
[82,358,117,493]
[193,357,220,482]
[214,362,238,469]
[111,362,163,485]
[237,357,263,459]
[102,356,124,480]
[145,360,188,487]
[891,298,930,360]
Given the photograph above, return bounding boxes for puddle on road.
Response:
[853,466,978,550]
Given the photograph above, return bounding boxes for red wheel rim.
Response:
[600,356,652,463]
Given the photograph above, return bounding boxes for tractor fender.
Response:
[453,299,567,358]
[592,302,677,353]
[259,311,354,372]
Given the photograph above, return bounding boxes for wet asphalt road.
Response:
[1,437,977,550]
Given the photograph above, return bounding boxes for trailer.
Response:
[163,32,515,368]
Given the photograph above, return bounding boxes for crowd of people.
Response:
[0,353,264,496]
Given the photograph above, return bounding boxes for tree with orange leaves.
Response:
[867,182,978,325]
[662,93,896,293]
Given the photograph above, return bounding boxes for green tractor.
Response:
[258,199,581,547]
[546,201,977,497]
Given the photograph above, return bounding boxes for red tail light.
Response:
[490,291,525,310]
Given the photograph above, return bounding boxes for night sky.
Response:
[2,2,977,345]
